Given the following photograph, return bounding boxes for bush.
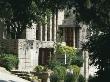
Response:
[0,53,18,71]
[50,66,66,81]
[78,74,86,82]
[48,60,61,70]
[34,65,44,73]
[65,65,80,82]
[88,75,98,82]
[71,51,83,67]
[55,43,76,56]
[65,72,74,82]
[50,73,59,82]
[55,43,83,67]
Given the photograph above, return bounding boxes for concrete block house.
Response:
[0,10,89,78]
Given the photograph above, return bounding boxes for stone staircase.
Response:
[11,70,32,81]
[0,67,30,82]
[11,70,51,82]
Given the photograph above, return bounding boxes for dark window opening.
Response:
[39,48,54,65]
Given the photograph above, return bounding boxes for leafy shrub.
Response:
[0,53,18,71]
[55,43,83,67]
[55,43,76,56]
[78,74,86,82]
[67,65,80,82]
[72,65,80,78]
[50,73,59,82]
[50,66,66,81]
[65,72,74,82]
[34,65,44,73]
[88,75,98,82]
[71,51,83,67]
[34,65,48,73]
[48,60,61,70]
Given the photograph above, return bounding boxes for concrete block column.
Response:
[84,51,89,82]
[54,14,56,42]
[50,15,52,41]
[26,23,36,40]
[73,28,75,47]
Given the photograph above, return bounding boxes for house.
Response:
[0,10,89,80]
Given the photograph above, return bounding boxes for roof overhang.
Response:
[58,25,81,28]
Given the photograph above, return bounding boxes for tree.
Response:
[0,0,51,38]
[54,43,83,67]
[0,0,73,39]
[72,0,110,81]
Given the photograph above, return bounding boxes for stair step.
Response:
[11,70,31,81]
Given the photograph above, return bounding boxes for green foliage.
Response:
[0,0,51,38]
[70,50,83,67]
[65,74,74,82]
[65,65,81,82]
[34,65,46,73]
[48,60,61,70]
[50,66,66,81]
[54,66,66,80]
[49,43,83,82]
[72,0,110,81]
[78,74,86,82]
[68,65,80,82]
[50,73,59,82]
[0,0,74,39]
[88,75,98,82]
[74,0,110,33]
[65,74,86,82]
[0,53,18,71]
[55,43,76,56]
[55,43,83,67]
[64,46,76,56]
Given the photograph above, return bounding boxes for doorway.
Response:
[38,48,54,65]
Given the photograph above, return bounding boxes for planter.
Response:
[32,79,42,82]
[38,72,48,79]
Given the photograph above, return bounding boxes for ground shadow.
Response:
[0,80,7,82]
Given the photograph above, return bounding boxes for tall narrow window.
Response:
[42,24,45,41]
[65,27,74,47]
[47,16,50,41]
[75,28,79,48]
[36,24,39,40]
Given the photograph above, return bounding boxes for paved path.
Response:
[0,72,29,82]
[0,71,30,82]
